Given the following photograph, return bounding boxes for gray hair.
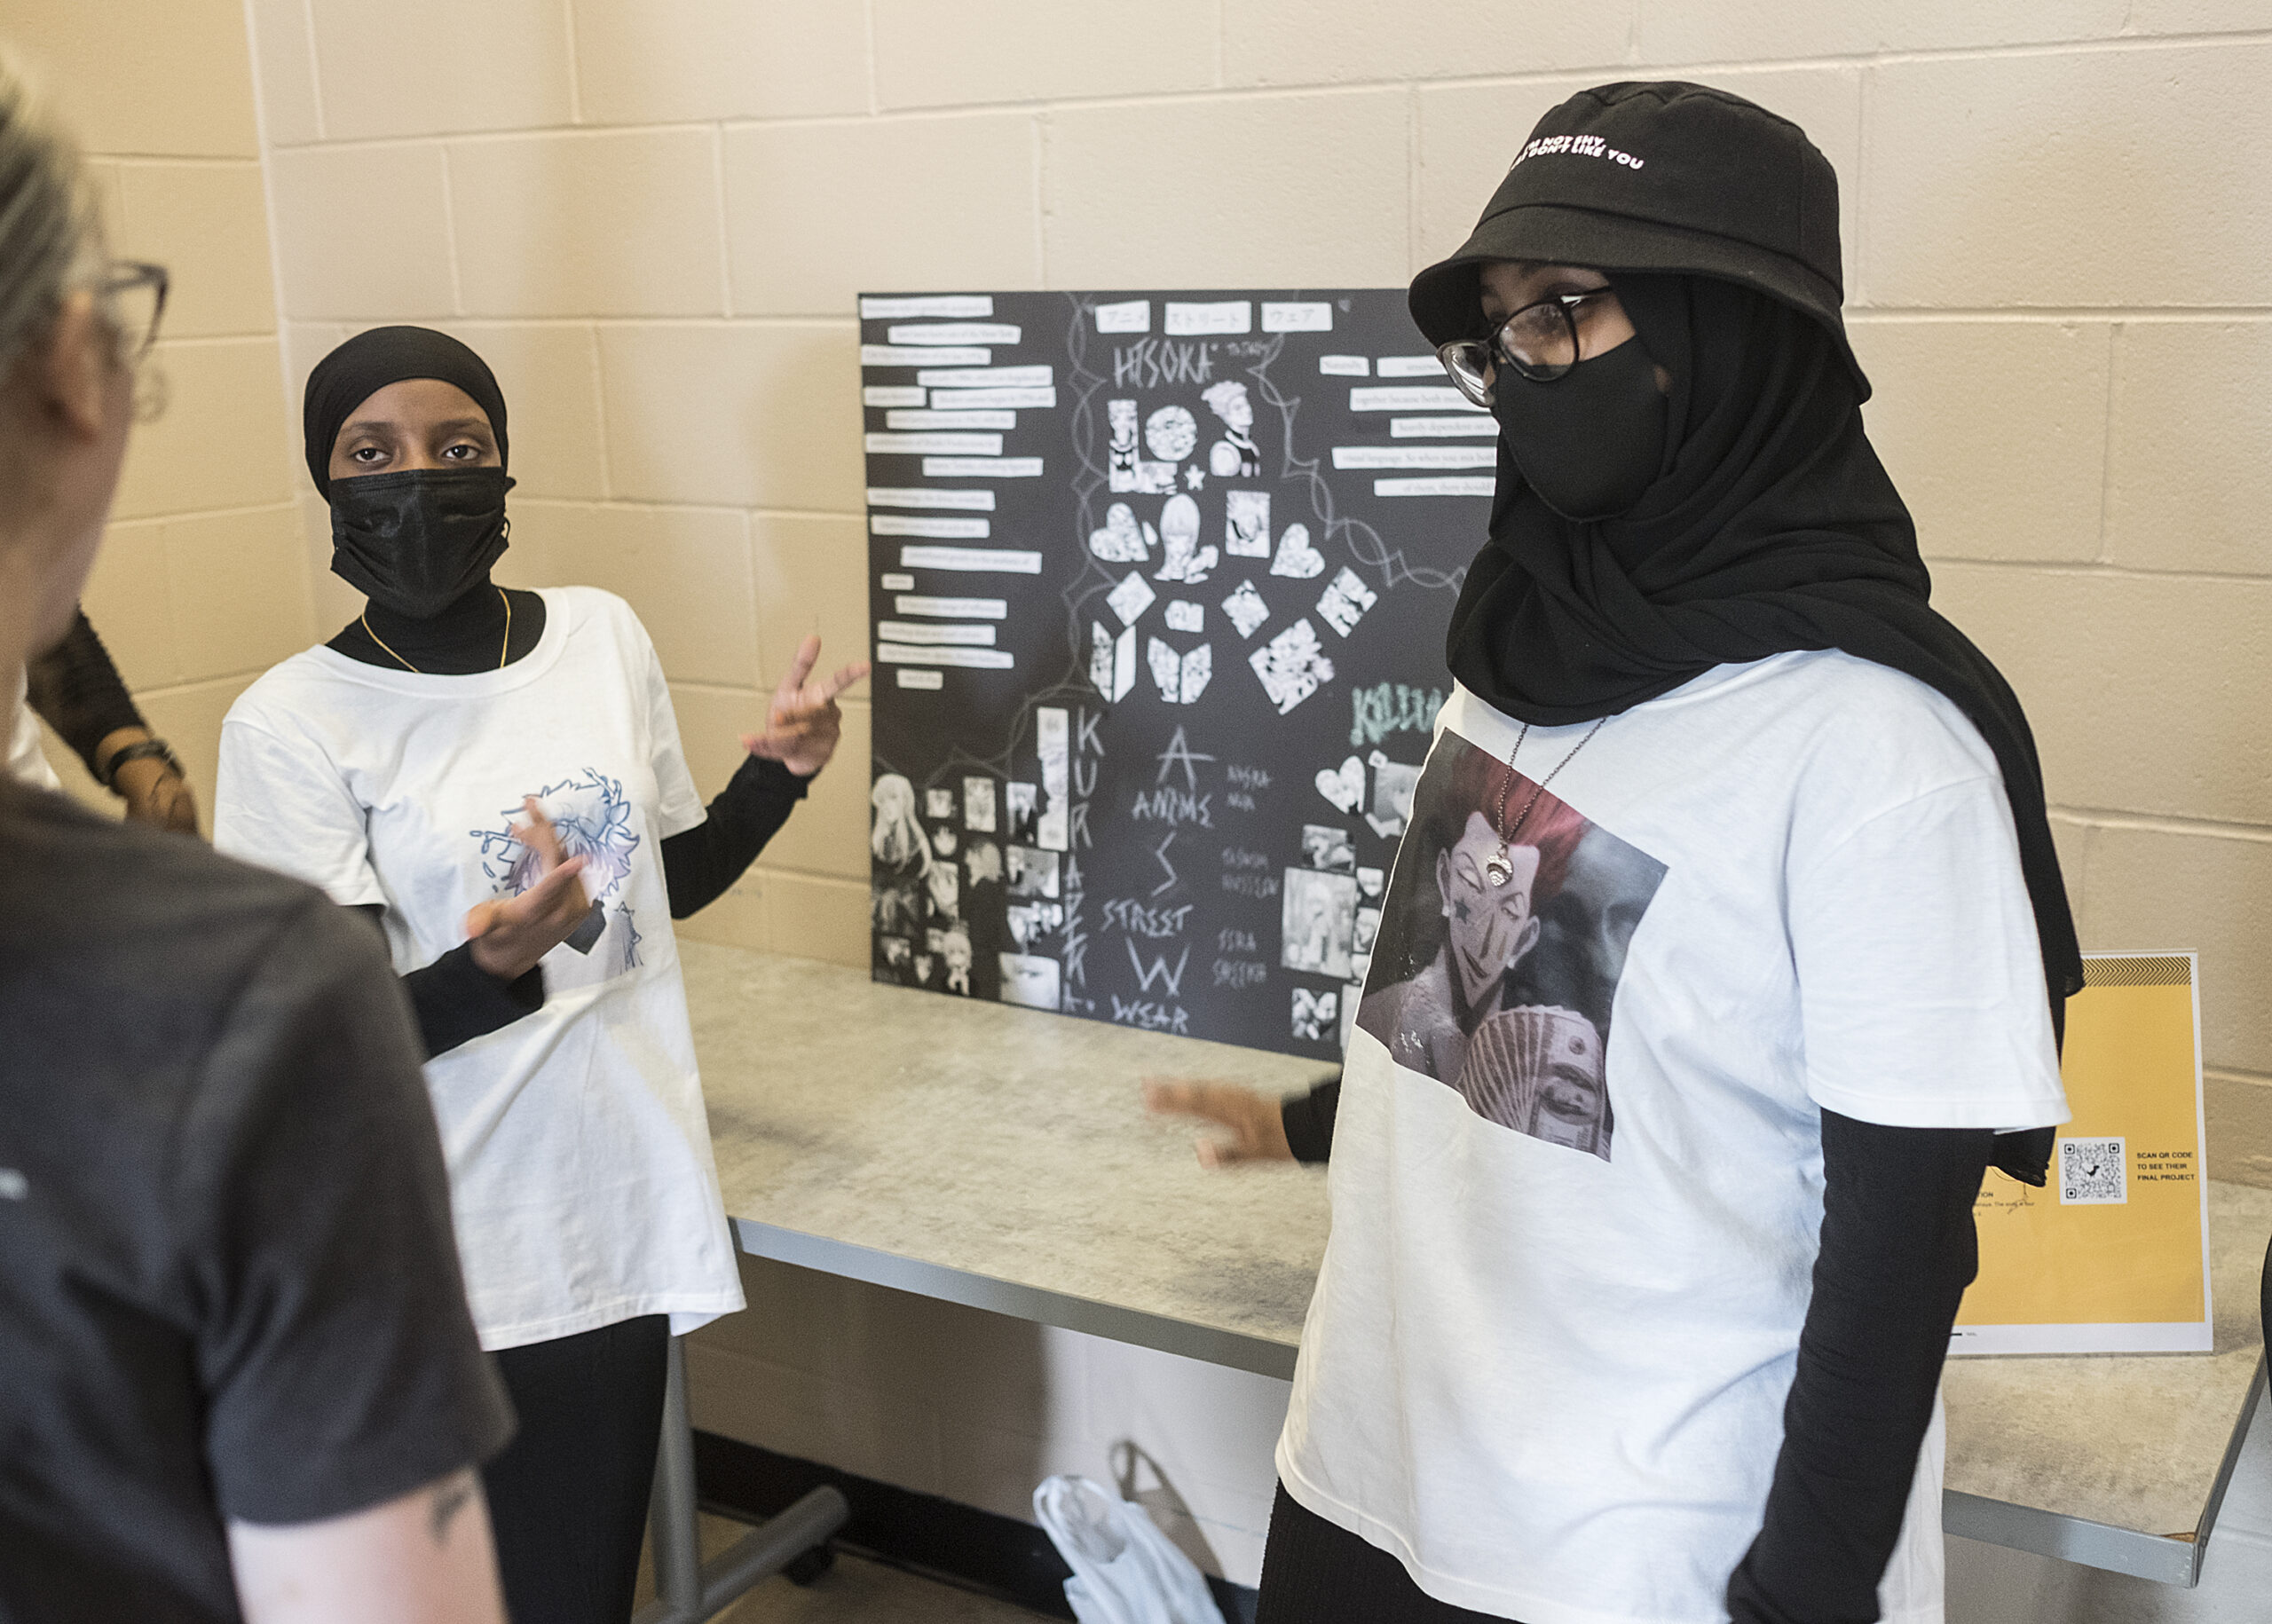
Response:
[0,46,103,382]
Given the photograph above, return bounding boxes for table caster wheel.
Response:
[784,1544,834,1588]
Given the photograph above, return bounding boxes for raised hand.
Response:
[1142,1076,1296,1168]
[463,799,592,981]
[741,634,869,778]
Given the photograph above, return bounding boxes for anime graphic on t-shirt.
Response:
[472,767,645,973]
[1354,730,1665,1161]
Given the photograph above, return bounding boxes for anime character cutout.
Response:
[1153,494,1218,584]
[1355,731,1660,1163]
[1201,380,1260,478]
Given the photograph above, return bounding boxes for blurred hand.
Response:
[114,755,201,837]
[741,635,870,778]
[463,800,591,981]
[1143,1077,1295,1168]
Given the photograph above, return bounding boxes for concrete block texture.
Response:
[1041,90,1410,289]
[1931,564,2272,828]
[268,145,458,320]
[2105,320,2272,577]
[756,871,869,967]
[1416,67,1860,278]
[113,340,296,522]
[112,163,279,340]
[1636,0,2129,65]
[2073,824,2272,1076]
[1851,319,2110,564]
[749,514,871,691]
[872,0,1219,107]
[83,521,182,693]
[5,0,260,157]
[722,115,1040,318]
[1864,44,2272,309]
[1226,0,1636,86]
[450,130,726,319]
[438,323,610,502]
[161,505,316,682]
[505,501,757,688]
[242,0,320,147]
[597,322,864,510]
[307,0,572,142]
[568,0,870,125]
[2205,1072,2272,1187]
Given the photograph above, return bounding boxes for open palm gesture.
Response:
[742,635,869,778]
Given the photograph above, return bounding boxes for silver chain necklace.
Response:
[1486,717,1609,886]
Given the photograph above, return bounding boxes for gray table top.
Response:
[682,942,2268,1584]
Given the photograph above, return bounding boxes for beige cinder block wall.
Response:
[245,1,2272,1173]
[7,2,316,824]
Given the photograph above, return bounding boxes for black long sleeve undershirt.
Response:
[1279,1076,1988,1620]
[660,754,809,918]
[1726,1111,1992,1624]
[25,610,147,777]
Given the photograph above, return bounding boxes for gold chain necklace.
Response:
[1486,715,1609,887]
[361,587,511,675]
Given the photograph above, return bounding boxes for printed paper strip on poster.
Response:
[924,457,1044,477]
[1375,357,1444,377]
[898,546,1044,573]
[895,595,1008,619]
[870,514,990,539]
[886,409,1016,430]
[876,643,1016,668]
[1165,301,1252,335]
[1389,415,1499,438]
[875,620,997,645]
[919,387,1055,410]
[885,322,1022,345]
[867,486,997,511]
[1348,386,1484,412]
[1331,445,1497,469]
[862,345,988,367]
[895,668,945,689]
[1262,302,1333,332]
[919,366,1053,389]
[1319,355,1370,375]
[864,431,1005,456]
[863,385,926,406]
[860,295,994,319]
[1375,477,1497,497]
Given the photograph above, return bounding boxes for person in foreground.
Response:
[0,48,512,1623]
[1161,83,2081,1624]
[215,325,867,1624]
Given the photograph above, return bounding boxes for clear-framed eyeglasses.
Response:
[1434,289,1613,407]
[98,260,170,364]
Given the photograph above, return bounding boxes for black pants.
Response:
[484,1315,671,1624]
[1257,1486,1520,1624]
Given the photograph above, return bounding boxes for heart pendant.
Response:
[1486,848,1513,887]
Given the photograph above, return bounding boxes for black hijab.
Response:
[1447,272,2081,1178]
[302,326,509,496]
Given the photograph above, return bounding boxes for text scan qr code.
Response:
[2058,1137,2126,1205]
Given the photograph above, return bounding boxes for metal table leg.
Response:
[633,1337,849,1624]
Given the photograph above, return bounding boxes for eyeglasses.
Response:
[98,261,169,363]
[1435,289,1613,406]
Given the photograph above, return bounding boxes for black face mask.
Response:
[1490,335,1668,521]
[329,467,515,620]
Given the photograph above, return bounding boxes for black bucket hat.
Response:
[1409,81,1868,398]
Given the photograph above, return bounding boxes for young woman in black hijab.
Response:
[214,327,866,1624]
[1155,84,2081,1624]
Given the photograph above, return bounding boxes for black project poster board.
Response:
[862,289,1495,1060]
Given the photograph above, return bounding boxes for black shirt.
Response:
[0,784,514,1624]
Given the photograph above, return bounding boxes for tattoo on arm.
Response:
[428,1471,477,1546]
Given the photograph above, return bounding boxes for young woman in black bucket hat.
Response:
[1248,82,2084,1624]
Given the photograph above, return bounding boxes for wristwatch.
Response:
[99,737,183,792]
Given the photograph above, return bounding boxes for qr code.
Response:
[2058,1137,2126,1205]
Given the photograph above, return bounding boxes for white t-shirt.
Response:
[1278,650,2068,1624]
[213,587,745,1351]
[7,671,60,792]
